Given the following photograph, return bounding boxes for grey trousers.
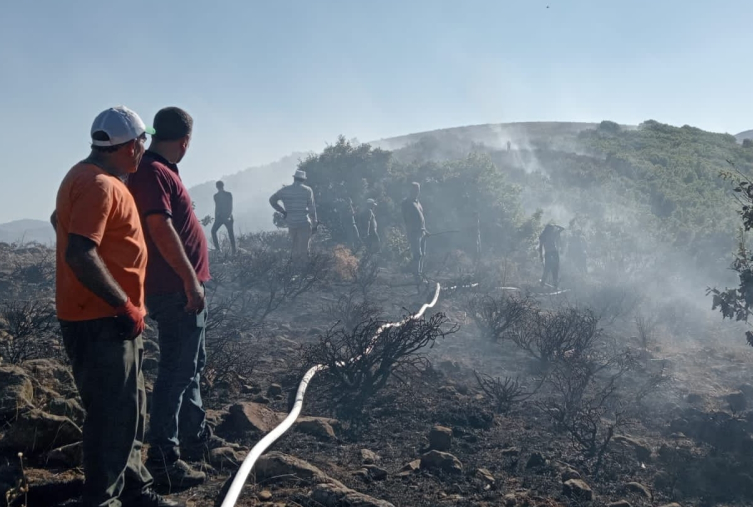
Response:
[59,318,153,507]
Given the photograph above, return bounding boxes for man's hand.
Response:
[184,279,206,313]
[114,299,145,340]
[282,210,288,219]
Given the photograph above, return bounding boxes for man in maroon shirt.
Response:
[128,107,232,488]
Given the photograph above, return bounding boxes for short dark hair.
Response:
[90,131,127,153]
[153,107,193,141]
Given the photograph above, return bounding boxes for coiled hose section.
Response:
[220,283,442,507]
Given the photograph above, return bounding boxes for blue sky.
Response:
[0,0,751,223]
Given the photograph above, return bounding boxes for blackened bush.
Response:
[0,300,59,364]
[508,307,601,366]
[541,351,636,474]
[466,293,536,342]
[11,252,55,288]
[230,250,333,321]
[304,313,455,412]
[474,371,533,413]
[349,252,380,298]
[203,293,261,396]
[324,291,383,333]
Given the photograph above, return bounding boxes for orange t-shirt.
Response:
[55,162,147,321]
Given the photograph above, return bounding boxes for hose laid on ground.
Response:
[220,283,442,507]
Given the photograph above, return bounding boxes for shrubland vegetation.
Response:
[4,118,753,505]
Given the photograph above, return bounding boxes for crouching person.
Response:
[53,106,182,507]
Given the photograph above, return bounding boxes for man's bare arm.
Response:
[65,234,127,308]
[145,214,200,288]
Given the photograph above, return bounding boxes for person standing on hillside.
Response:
[336,196,361,251]
[128,107,234,489]
[269,170,318,262]
[538,223,564,289]
[402,182,427,285]
[211,181,236,254]
[359,198,380,253]
[53,106,182,507]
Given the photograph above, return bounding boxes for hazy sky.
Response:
[0,0,751,223]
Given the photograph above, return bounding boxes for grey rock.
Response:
[0,365,34,421]
[525,452,547,469]
[561,468,581,481]
[360,449,380,464]
[563,479,593,501]
[726,391,747,413]
[625,482,651,499]
[614,435,652,462]
[267,384,283,397]
[209,447,244,470]
[221,402,282,435]
[1,409,82,454]
[296,417,337,441]
[428,425,452,451]
[47,398,85,425]
[475,468,495,484]
[420,450,463,474]
[397,459,420,476]
[311,482,395,507]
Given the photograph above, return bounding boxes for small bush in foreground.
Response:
[304,313,455,414]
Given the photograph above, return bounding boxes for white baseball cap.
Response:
[90,106,155,147]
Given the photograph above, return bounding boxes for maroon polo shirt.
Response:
[128,151,210,295]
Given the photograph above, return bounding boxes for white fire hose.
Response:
[220,283,442,507]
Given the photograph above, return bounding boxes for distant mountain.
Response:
[736,130,753,143]
[371,121,607,152]
[0,219,54,245]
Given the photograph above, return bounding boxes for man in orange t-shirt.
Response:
[52,106,182,507]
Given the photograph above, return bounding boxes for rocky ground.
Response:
[1,240,753,507]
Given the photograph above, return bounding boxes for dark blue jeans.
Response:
[146,290,208,463]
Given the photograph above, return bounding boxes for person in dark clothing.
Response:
[211,181,236,254]
[402,182,427,285]
[359,199,380,253]
[337,196,361,251]
[128,107,236,490]
[538,224,564,288]
[52,106,182,507]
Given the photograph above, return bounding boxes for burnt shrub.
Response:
[0,300,60,365]
[323,291,383,333]
[349,251,380,299]
[474,371,536,414]
[541,350,637,474]
[303,313,455,414]
[230,250,333,322]
[202,293,261,397]
[466,292,536,342]
[507,306,601,366]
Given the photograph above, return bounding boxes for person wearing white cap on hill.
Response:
[269,169,318,261]
[50,107,183,507]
